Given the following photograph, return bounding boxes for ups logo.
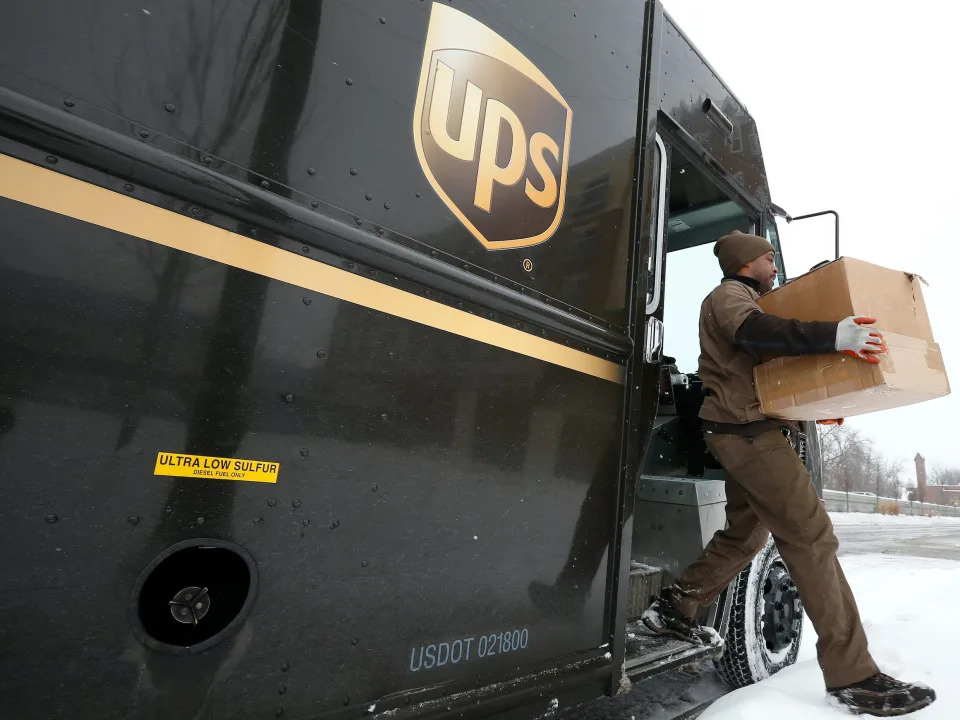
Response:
[413,3,572,251]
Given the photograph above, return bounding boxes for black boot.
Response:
[640,586,722,648]
[828,672,936,716]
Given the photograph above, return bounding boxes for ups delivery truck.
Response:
[0,2,816,718]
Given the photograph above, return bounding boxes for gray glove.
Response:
[835,316,886,364]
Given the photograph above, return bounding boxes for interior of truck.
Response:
[641,140,761,480]
[623,136,804,693]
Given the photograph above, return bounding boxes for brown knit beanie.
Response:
[714,230,775,277]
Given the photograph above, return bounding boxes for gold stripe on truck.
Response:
[0,153,624,384]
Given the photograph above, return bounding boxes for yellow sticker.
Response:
[154,452,280,484]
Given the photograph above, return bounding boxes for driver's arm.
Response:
[735,312,838,359]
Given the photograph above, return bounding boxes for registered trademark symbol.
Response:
[522,259,533,273]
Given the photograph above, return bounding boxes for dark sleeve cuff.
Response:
[735,312,839,358]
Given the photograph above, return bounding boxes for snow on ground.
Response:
[700,550,958,719]
[829,512,960,527]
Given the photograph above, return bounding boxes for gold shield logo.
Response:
[413,3,572,251]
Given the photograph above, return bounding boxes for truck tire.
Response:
[715,536,804,688]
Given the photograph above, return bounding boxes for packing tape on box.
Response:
[926,345,946,373]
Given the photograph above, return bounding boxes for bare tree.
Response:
[819,424,871,494]
[887,458,906,501]
[818,424,905,503]
[930,466,960,485]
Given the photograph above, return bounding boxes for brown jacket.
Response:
[698,278,766,424]
[698,277,838,424]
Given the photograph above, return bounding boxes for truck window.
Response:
[661,150,757,373]
[765,219,787,283]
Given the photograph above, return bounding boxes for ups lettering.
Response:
[429,61,560,213]
[413,3,572,250]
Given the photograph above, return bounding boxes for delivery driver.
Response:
[642,231,936,716]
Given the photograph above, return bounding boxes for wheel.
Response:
[715,535,804,688]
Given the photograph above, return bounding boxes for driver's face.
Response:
[748,251,779,294]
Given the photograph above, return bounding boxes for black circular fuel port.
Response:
[130,538,258,655]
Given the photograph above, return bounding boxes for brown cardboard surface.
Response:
[752,256,947,420]
[754,332,950,420]
[758,257,934,341]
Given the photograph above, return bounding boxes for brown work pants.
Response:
[672,429,879,689]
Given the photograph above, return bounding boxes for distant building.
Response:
[932,485,960,506]
[915,454,928,503]
[906,455,960,505]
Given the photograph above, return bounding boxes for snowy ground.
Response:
[702,513,958,719]
[833,512,960,561]
[563,512,960,719]
[701,553,955,718]
[830,512,960,527]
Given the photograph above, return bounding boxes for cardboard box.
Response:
[753,257,950,420]
[757,257,934,340]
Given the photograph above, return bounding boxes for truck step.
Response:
[627,561,663,619]
[623,618,724,682]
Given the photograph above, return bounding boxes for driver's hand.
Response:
[835,316,886,364]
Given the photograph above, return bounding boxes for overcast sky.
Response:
[661,0,960,479]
